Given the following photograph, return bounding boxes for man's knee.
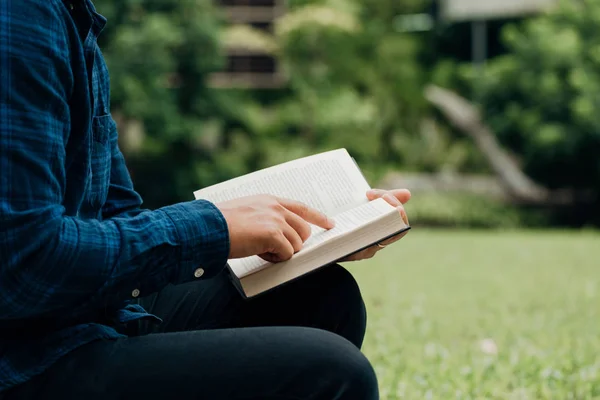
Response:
[321,264,365,307]
[323,264,368,342]
[300,328,379,400]
[330,344,379,400]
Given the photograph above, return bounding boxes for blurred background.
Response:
[94,0,599,398]
[94,0,600,229]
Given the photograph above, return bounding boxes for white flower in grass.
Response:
[479,338,498,355]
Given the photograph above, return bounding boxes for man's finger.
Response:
[382,193,402,207]
[378,230,409,247]
[278,198,335,230]
[259,231,295,263]
[281,223,304,254]
[400,208,409,225]
[342,246,378,262]
[376,195,409,225]
[285,211,312,242]
[367,189,411,204]
[391,189,412,204]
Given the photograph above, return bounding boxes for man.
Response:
[0,0,411,398]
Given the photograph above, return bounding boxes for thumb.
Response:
[366,189,386,200]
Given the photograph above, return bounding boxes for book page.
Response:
[228,198,396,279]
[193,149,370,216]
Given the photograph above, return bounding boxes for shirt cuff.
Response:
[161,199,230,282]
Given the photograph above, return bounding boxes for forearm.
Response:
[0,200,229,319]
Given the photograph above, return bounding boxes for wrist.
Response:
[161,200,230,282]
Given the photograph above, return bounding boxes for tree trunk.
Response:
[424,84,552,204]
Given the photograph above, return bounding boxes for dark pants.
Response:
[4,265,378,399]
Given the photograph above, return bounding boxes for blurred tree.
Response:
[248,0,447,173]
[426,0,600,225]
[95,0,486,210]
[476,0,600,192]
[96,0,260,207]
[94,0,444,209]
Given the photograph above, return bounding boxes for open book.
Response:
[193,149,410,298]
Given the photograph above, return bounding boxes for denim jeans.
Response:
[2,265,378,399]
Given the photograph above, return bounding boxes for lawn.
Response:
[348,229,600,399]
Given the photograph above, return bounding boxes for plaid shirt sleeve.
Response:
[101,131,146,220]
[0,0,230,320]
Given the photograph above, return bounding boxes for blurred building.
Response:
[209,0,286,89]
[209,0,560,89]
[439,0,558,22]
[431,0,559,69]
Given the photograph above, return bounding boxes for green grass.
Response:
[348,229,600,399]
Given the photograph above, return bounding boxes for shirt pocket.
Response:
[89,115,114,210]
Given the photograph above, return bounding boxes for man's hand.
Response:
[216,195,335,263]
[341,189,411,262]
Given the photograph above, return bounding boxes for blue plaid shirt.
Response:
[0,0,230,392]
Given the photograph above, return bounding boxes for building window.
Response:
[209,0,285,88]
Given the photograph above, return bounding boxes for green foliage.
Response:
[350,229,600,399]
[248,0,487,180]
[96,0,251,206]
[95,0,442,208]
[93,0,598,227]
[477,1,600,191]
[257,0,431,169]
[405,193,546,229]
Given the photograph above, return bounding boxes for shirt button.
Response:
[194,268,205,278]
[131,289,140,298]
